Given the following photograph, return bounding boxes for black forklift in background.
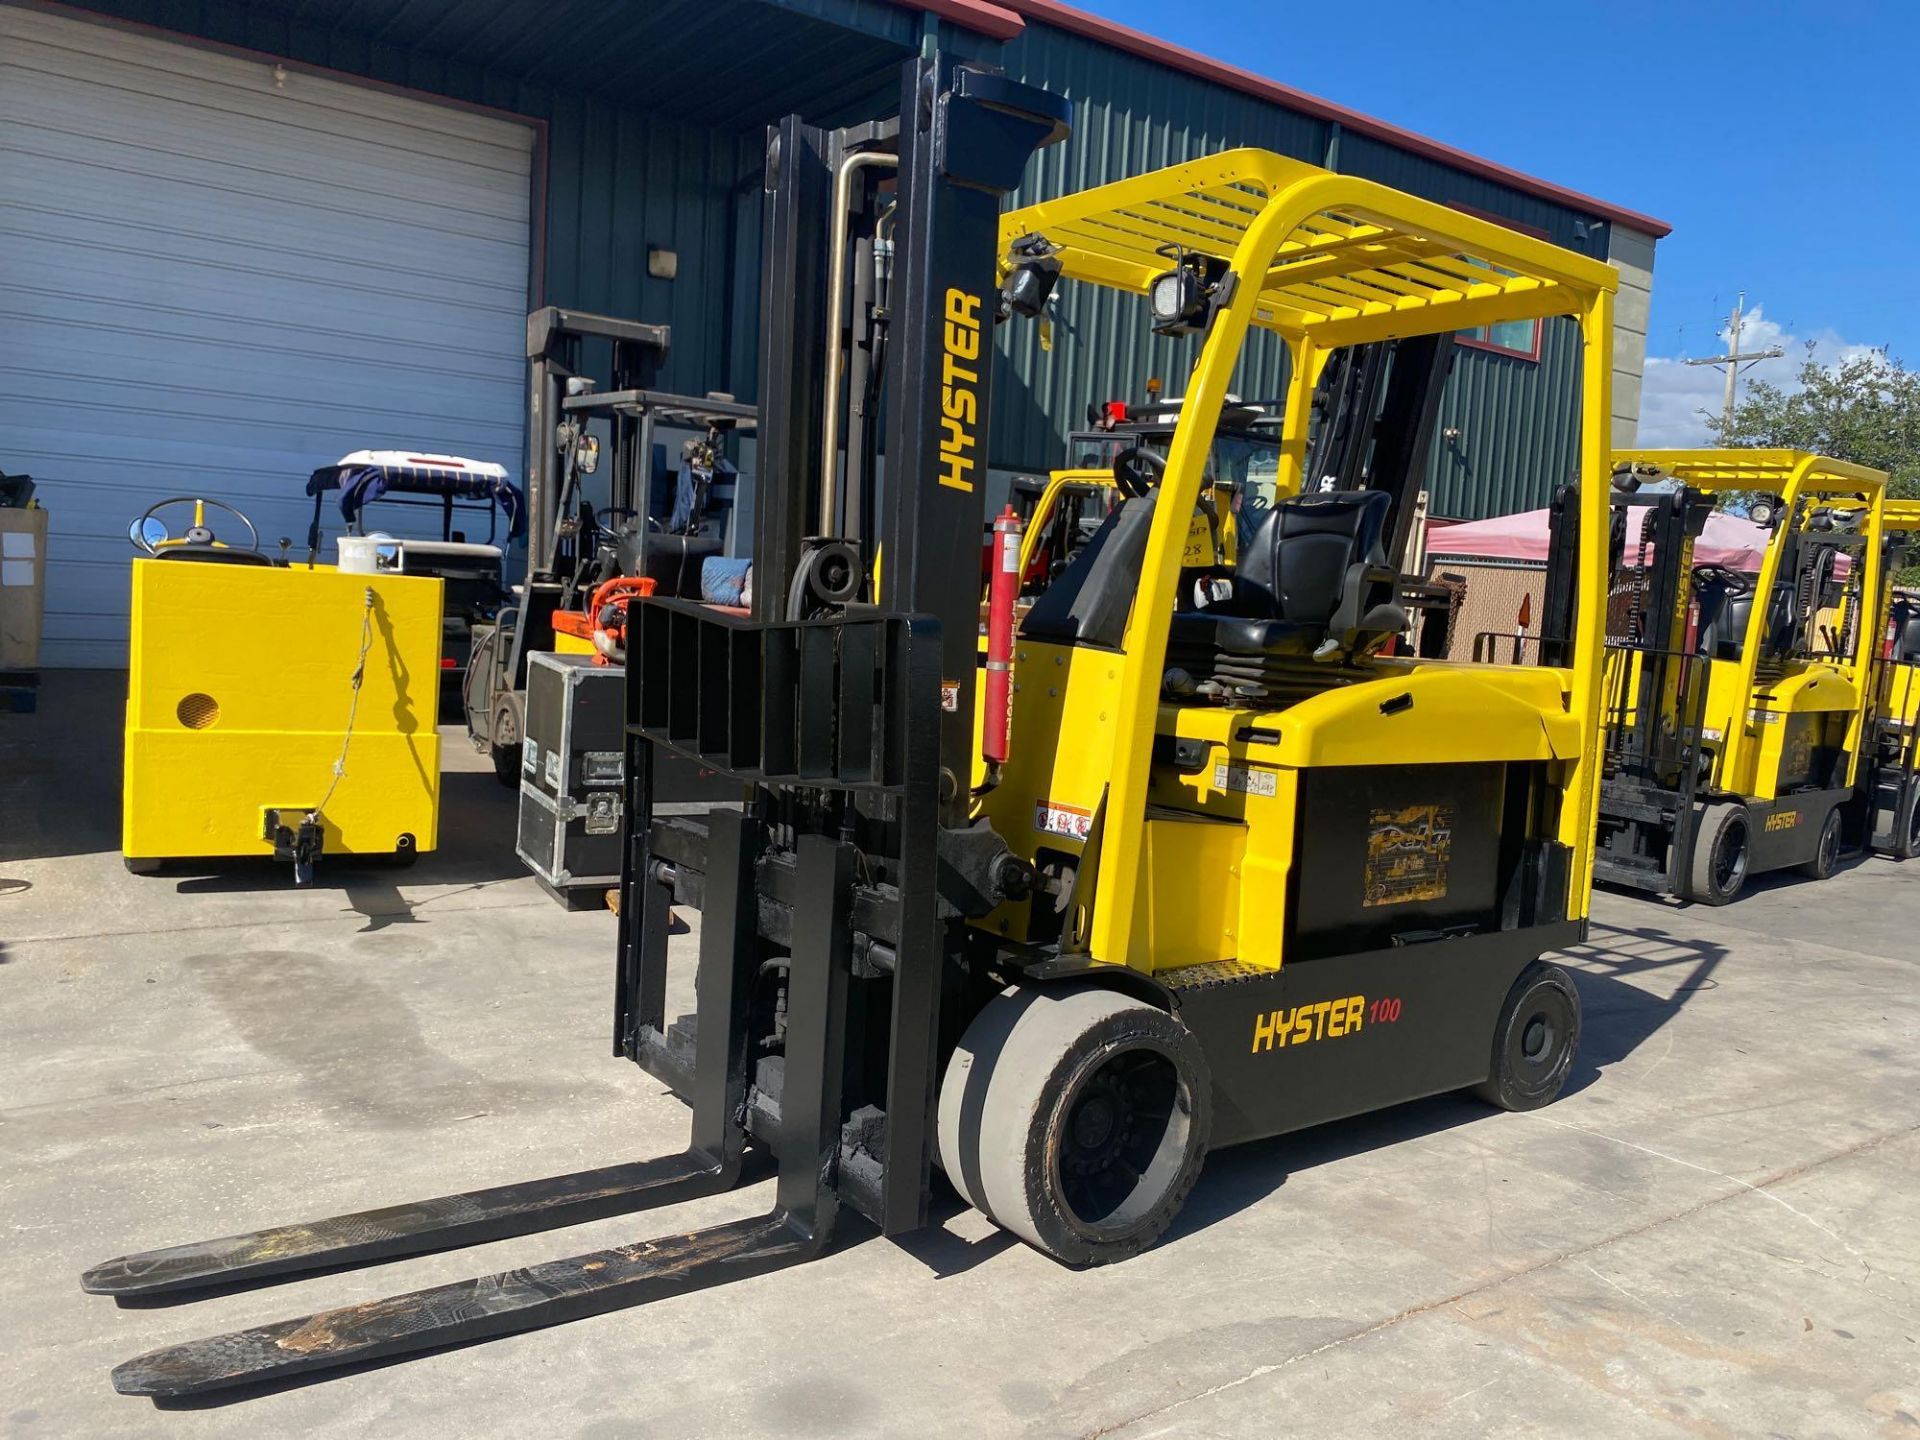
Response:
[461,306,758,784]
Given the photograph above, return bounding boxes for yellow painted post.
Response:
[1840,484,1888,783]
[1088,180,1320,967]
[1716,455,1811,788]
[1274,336,1318,500]
[1563,290,1614,917]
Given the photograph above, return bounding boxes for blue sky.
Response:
[1084,0,1920,443]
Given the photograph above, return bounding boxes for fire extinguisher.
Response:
[984,504,1023,767]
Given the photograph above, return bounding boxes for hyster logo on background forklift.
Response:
[84,52,1622,1398]
[1588,450,1887,904]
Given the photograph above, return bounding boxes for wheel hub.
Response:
[1522,1015,1551,1062]
[1052,1044,1187,1236]
[1062,1076,1130,1174]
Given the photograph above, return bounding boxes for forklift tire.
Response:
[1472,962,1580,1112]
[937,985,1211,1267]
[490,742,522,788]
[1684,801,1750,906]
[489,693,525,790]
[1894,786,1920,861]
[1797,806,1842,880]
[123,857,163,876]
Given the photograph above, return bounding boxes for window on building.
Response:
[1449,206,1549,362]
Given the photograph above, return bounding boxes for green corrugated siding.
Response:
[61,1,1619,517]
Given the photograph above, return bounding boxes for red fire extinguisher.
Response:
[984,505,1022,766]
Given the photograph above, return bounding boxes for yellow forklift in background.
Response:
[1862,498,1920,857]
[87,55,1621,1397]
[1591,450,1886,903]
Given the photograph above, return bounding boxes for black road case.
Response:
[517,651,625,907]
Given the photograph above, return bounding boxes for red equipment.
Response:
[984,505,1022,765]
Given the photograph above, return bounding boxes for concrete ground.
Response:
[3,670,1917,1439]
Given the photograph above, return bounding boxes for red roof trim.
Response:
[893,0,1026,41]
[889,0,1672,238]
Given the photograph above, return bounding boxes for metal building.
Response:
[0,0,1666,665]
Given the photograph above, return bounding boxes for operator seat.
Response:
[1893,599,1920,663]
[1759,582,1799,660]
[1699,592,1753,661]
[1168,489,1405,660]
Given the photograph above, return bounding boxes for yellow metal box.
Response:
[123,559,444,864]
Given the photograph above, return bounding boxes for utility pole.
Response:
[1685,291,1785,437]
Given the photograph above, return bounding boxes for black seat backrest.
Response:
[1894,599,1920,663]
[1761,581,1798,659]
[1701,592,1753,661]
[1234,490,1391,623]
[1021,489,1158,650]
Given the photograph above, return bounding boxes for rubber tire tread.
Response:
[1472,962,1581,1112]
[1797,807,1842,880]
[1685,800,1750,905]
[1894,783,1920,861]
[937,985,1210,1268]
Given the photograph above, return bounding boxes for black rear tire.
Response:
[1473,962,1580,1112]
[1894,783,1920,861]
[1685,801,1750,905]
[1797,806,1842,880]
[489,692,525,790]
[937,985,1211,1267]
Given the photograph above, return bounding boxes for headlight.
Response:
[1149,268,1204,335]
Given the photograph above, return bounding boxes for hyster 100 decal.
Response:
[1251,994,1401,1053]
[938,289,982,493]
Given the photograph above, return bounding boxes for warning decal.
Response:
[1034,800,1093,842]
[1363,803,1453,907]
[1213,762,1278,798]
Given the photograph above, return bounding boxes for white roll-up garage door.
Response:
[0,6,533,666]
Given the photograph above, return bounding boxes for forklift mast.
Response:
[616,52,1072,1236]
[1301,332,1455,570]
[525,307,671,581]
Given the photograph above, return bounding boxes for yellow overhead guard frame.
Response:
[998,149,1620,960]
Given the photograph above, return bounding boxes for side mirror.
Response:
[576,435,601,475]
[130,515,169,551]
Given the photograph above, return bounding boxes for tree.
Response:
[1713,343,1920,581]
[1714,344,1920,498]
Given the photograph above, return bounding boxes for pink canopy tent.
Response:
[1428,505,1773,572]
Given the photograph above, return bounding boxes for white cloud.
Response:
[1637,304,1884,446]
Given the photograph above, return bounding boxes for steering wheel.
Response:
[133,497,262,557]
[1690,563,1752,596]
[1111,445,1166,499]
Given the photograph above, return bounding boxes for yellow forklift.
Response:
[85,54,1620,1397]
[1862,498,1920,857]
[1591,450,1887,902]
